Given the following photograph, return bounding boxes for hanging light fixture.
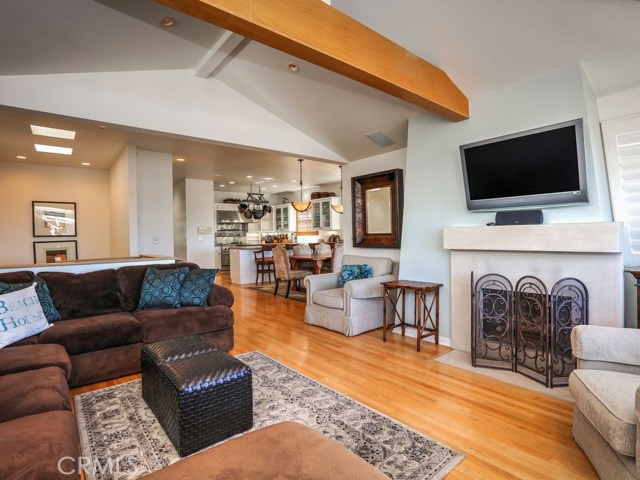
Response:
[331,165,344,214]
[291,159,312,213]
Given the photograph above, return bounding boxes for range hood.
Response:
[216,210,252,224]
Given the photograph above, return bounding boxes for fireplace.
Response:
[471,272,588,388]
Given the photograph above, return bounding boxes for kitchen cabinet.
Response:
[311,197,341,230]
[273,204,296,232]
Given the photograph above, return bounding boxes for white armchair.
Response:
[569,325,640,480]
[304,254,398,336]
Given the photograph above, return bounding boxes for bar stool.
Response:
[254,245,274,285]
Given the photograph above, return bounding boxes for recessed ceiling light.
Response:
[176,158,185,162]
[219,184,226,188]
[16,155,27,159]
[31,125,76,140]
[229,181,235,184]
[35,144,73,155]
[246,175,253,179]
[291,180,297,183]
[159,17,174,27]
[263,177,274,181]
[273,185,278,187]
[99,125,107,130]
[288,63,300,72]
[81,162,91,166]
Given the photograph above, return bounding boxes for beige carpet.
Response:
[246,283,306,303]
[435,349,574,402]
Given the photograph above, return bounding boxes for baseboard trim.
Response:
[391,326,451,347]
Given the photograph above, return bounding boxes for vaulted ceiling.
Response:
[1,0,639,194]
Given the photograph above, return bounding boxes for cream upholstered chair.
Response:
[304,254,398,336]
[273,245,311,299]
[313,243,332,255]
[293,244,313,255]
[569,325,640,479]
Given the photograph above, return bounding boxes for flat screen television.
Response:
[460,118,588,211]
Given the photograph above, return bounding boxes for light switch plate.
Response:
[197,226,213,235]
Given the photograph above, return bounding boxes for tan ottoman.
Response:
[142,421,388,480]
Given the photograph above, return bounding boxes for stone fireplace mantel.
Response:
[443,222,624,351]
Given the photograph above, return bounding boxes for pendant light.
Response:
[291,158,312,213]
[331,165,344,214]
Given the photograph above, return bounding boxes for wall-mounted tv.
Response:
[460,118,588,211]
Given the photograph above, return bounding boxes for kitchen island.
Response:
[229,243,297,285]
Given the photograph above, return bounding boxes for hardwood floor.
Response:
[71,273,597,479]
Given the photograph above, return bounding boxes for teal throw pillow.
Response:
[0,283,51,348]
[338,264,374,288]
[137,267,189,310]
[0,277,61,322]
[179,269,219,307]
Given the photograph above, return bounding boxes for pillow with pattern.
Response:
[179,269,219,307]
[0,277,61,322]
[0,283,52,348]
[338,264,374,288]
[137,267,189,310]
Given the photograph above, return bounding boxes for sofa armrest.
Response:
[571,325,640,370]
[207,284,234,308]
[344,274,398,299]
[304,273,340,304]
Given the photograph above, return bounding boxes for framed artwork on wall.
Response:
[32,201,77,237]
[33,240,78,264]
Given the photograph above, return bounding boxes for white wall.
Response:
[184,178,215,268]
[0,161,111,265]
[173,181,187,262]
[342,149,406,263]
[109,145,137,256]
[401,64,613,341]
[136,150,174,256]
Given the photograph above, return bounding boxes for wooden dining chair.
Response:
[273,245,311,298]
[254,245,274,285]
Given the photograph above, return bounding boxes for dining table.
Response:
[290,253,332,274]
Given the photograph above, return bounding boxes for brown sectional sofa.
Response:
[0,344,80,480]
[2,262,234,387]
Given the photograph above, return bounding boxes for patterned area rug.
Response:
[75,352,464,480]
[246,283,306,302]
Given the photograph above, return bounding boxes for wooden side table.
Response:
[381,280,443,351]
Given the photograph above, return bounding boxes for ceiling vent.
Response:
[366,130,396,148]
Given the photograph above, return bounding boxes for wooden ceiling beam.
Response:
[154,0,469,121]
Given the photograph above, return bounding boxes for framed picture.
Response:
[32,201,77,237]
[33,240,78,264]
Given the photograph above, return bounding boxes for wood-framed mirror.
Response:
[351,169,404,248]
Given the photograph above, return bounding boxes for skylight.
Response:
[31,125,76,140]
[35,144,73,155]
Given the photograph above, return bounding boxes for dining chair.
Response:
[313,243,332,255]
[273,245,311,298]
[254,245,274,285]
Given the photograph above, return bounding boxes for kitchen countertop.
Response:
[228,243,298,250]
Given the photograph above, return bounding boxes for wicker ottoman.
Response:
[141,335,253,457]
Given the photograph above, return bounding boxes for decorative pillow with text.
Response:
[0,277,61,322]
[0,283,52,348]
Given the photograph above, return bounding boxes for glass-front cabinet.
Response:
[311,197,341,230]
[274,204,296,231]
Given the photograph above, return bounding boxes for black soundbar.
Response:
[494,209,543,226]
